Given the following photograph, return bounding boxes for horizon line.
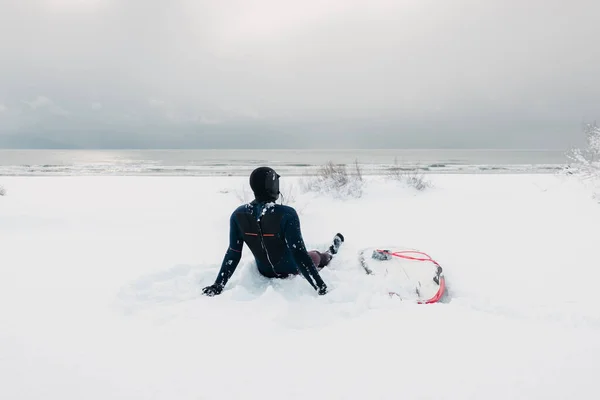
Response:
[0,147,569,151]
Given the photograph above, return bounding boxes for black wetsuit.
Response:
[211,201,327,292]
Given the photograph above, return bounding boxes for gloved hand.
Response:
[202,284,223,297]
[317,283,328,296]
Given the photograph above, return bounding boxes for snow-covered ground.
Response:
[1,174,599,399]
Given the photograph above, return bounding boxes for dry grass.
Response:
[565,122,600,200]
[566,122,600,177]
[387,157,432,191]
[301,160,365,198]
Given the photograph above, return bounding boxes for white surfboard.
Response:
[359,246,446,304]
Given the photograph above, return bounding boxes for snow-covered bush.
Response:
[233,185,252,203]
[387,158,432,191]
[566,122,600,175]
[278,182,298,206]
[301,160,364,198]
[0,185,6,196]
[565,122,600,199]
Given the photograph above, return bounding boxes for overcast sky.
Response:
[0,0,599,149]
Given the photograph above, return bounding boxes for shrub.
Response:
[278,182,298,206]
[387,157,432,191]
[233,185,252,204]
[565,122,600,199]
[301,160,364,198]
[566,122,600,176]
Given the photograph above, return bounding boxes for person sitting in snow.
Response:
[202,166,344,296]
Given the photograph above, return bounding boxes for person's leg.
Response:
[308,250,333,270]
[308,233,344,270]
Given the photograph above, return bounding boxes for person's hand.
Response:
[317,283,328,296]
[202,284,223,296]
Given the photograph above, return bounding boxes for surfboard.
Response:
[358,246,446,304]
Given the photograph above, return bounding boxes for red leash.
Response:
[376,249,441,267]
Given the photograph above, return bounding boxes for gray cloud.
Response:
[1,0,599,149]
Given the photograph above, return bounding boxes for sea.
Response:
[0,149,570,176]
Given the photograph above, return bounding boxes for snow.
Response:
[1,174,599,399]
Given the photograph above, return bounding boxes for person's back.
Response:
[202,167,343,296]
[232,201,311,278]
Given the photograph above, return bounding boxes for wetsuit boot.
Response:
[328,233,345,255]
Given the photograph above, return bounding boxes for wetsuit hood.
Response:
[250,166,280,202]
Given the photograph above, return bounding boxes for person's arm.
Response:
[202,212,244,296]
[284,209,328,294]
